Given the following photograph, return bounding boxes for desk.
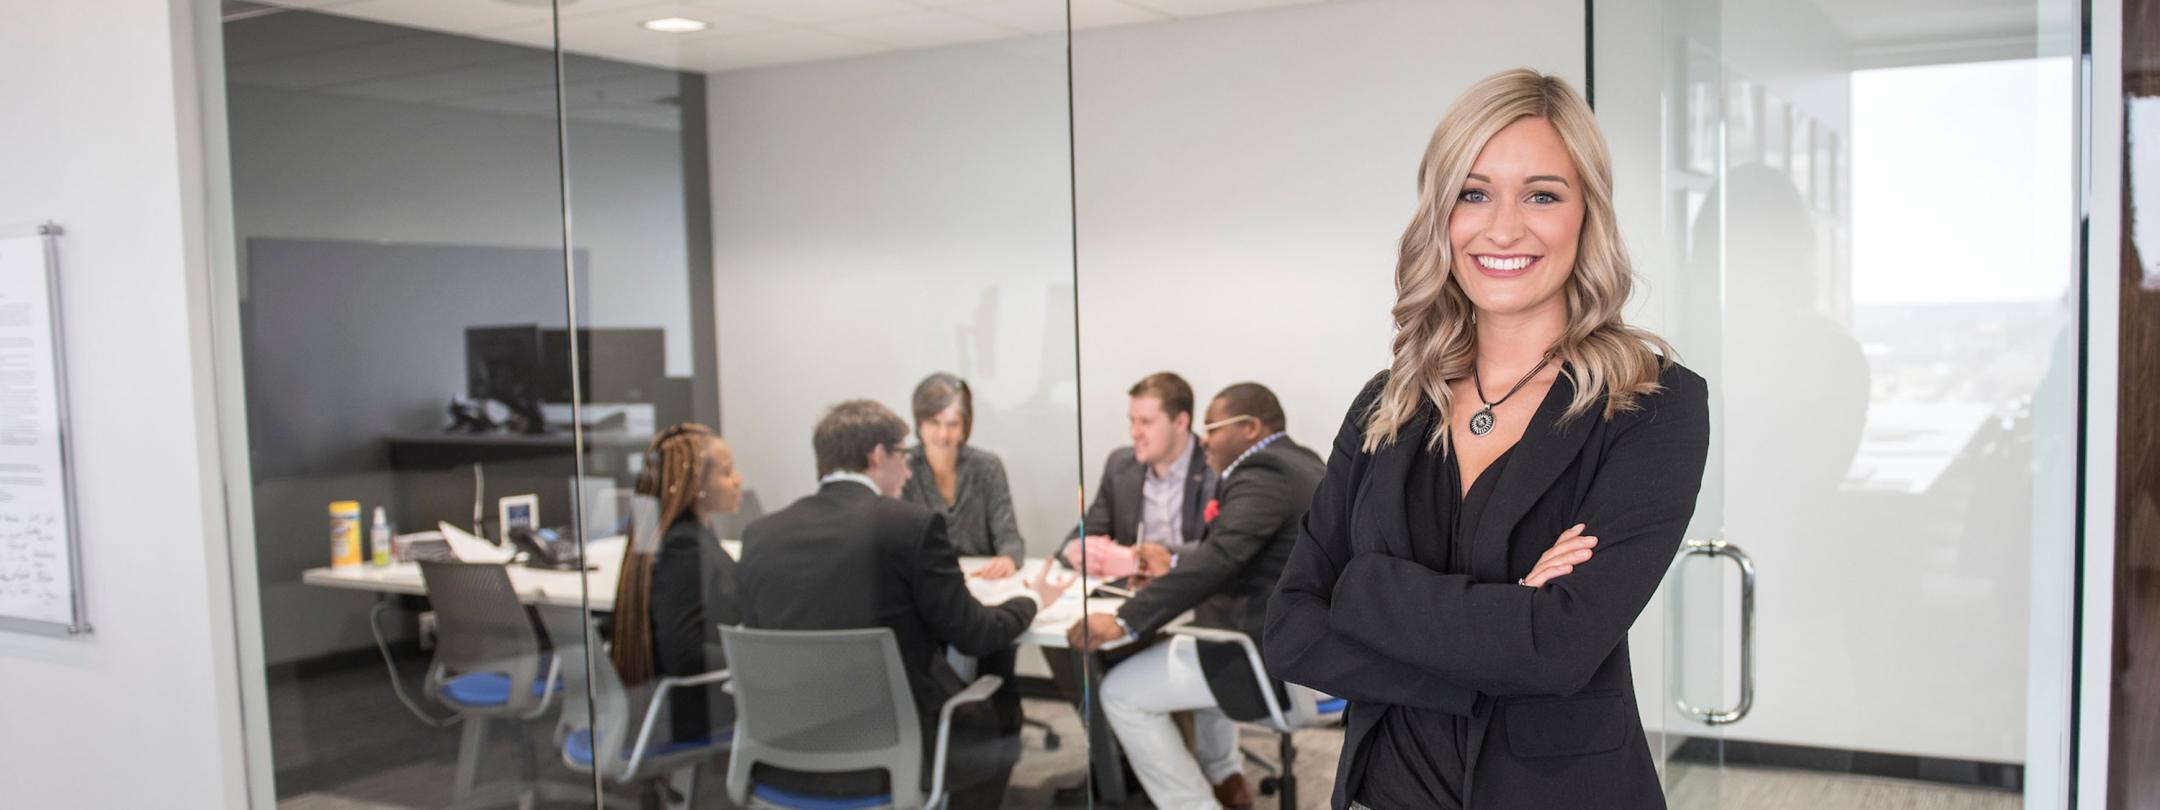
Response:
[301,539,1110,648]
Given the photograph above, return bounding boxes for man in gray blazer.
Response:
[1062,372,1217,576]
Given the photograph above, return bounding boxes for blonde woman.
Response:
[1262,70,1709,809]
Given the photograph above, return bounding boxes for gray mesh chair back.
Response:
[720,626,926,810]
[417,560,553,717]
[534,605,634,778]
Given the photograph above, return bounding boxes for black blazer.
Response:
[1263,364,1709,809]
[648,516,742,742]
[1066,437,1217,555]
[1118,437,1324,721]
[735,481,1039,730]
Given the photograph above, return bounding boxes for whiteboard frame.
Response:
[0,222,89,637]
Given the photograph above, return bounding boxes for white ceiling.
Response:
[256,0,1335,74]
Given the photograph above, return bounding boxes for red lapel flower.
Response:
[1204,499,1221,525]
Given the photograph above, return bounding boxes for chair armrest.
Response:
[1161,624,1290,732]
[626,667,733,774]
[929,675,1004,806]
[519,655,566,720]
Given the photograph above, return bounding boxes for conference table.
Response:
[300,536,1112,648]
[301,535,1143,802]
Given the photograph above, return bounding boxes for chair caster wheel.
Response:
[1259,777,1281,796]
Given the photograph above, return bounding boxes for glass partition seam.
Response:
[1062,3,1100,809]
[547,1,603,806]
[2068,0,2094,802]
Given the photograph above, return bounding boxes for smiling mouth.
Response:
[1472,254,1540,274]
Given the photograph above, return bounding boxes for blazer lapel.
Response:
[1182,435,1213,542]
[1355,406,1430,561]
[1471,370,1596,582]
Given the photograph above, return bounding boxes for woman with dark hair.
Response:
[903,372,1026,579]
[610,422,744,744]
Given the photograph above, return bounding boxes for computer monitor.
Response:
[537,327,666,403]
[465,325,544,405]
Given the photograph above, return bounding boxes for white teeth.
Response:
[1477,255,1533,271]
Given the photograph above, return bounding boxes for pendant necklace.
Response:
[1468,353,1554,437]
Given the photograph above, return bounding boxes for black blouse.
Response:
[1353,426,1514,810]
[648,516,741,743]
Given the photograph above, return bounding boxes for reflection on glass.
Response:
[222,1,600,807]
[1656,0,2078,805]
[557,0,1085,806]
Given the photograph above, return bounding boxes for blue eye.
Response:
[1529,191,1561,204]
[1460,189,1490,203]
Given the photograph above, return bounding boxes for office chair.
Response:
[416,560,585,809]
[719,625,1002,810]
[1162,625,1346,810]
[534,605,733,810]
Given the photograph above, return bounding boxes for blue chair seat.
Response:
[1316,698,1348,716]
[564,728,733,768]
[750,784,893,810]
[441,666,559,708]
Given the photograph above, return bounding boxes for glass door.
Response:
[1603,0,2085,806]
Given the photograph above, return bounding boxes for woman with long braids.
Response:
[610,422,745,744]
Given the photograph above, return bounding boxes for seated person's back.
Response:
[733,400,1070,810]
[608,423,745,744]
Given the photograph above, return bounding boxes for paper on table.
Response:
[438,521,514,563]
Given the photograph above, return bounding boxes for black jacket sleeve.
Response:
[1261,380,1487,715]
[1114,454,1284,636]
[909,512,1038,657]
[1324,370,1711,697]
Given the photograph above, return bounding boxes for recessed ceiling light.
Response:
[641,17,709,33]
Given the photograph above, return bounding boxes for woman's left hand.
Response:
[971,556,1019,579]
[1521,524,1597,588]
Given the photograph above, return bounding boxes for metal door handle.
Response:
[1674,538,1755,726]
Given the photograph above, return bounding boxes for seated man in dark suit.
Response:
[735,399,1074,810]
[1061,371,1217,577]
[1066,383,1325,810]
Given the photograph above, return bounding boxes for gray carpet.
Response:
[269,662,2018,809]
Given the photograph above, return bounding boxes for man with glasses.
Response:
[1062,372,1216,577]
[1065,383,1324,810]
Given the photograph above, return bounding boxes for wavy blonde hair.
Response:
[1363,68,1673,452]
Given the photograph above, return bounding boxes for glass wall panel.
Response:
[1609,0,2085,806]
[1069,2,1588,808]
[558,2,1086,807]
[218,1,599,806]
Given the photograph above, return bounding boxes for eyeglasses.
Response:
[1199,414,1257,435]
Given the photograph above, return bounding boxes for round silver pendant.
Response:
[1469,408,1496,436]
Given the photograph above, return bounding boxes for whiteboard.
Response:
[0,224,86,636]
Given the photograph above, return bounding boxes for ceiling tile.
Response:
[328,0,555,34]
[946,0,1068,36]
[675,26,890,72]
[819,8,1019,49]
[1125,0,1325,19]
[556,0,780,38]
[688,0,920,26]
[1069,0,1165,30]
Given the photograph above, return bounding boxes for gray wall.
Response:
[224,16,698,664]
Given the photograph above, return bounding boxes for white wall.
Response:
[703,0,1585,553]
[706,35,1078,549]
[1069,0,1585,485]
[0,0,249,807]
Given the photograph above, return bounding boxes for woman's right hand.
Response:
[1521,523,1597,588]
